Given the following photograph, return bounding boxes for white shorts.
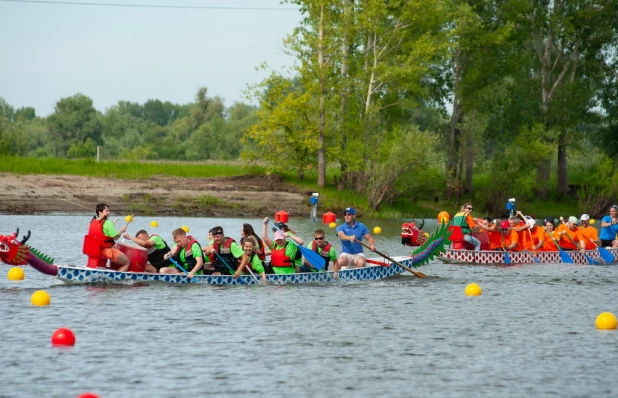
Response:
[339,252,366,268]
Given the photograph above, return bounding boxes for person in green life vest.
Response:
[300,229,338,272]
[123,229,172,273]
[161,228,204,279]
[453,202,481,251]
[233,237,267,283]
[262,217,303,274]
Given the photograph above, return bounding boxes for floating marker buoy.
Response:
[125,215,134,223]
[7,267,25,281]
[31,290,51,306]
[51,328,76,346]
[328,222,336,228]
[150,221,159,227]
[437,211,450,223]
[77,393,100,398]
[590,219,596,225]
[596,312,617,330]
[373,226,382,234]
[181,226,189,233]
[465,283,482,296]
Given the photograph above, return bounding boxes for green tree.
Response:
[47,94,103,156]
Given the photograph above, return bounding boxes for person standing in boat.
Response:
[262,217,302,274]
[453,203,481,251]
[161,228,204,278]
[600,205,618,247]
[123,229,172,273]
[336,207,375,270]
[203,226,247,275]
[233,237,267,282]
[302,229,338,272]
[86,203,131,272]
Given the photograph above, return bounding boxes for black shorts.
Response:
[601,239,614,247]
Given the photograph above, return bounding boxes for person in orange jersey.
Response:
[539,219,561,251]
[521,217,545,253]
[578,214,600,250]
[512,212,530,251]
[557,216,586,252]
[499,220,519,251]
[476,219,502,250]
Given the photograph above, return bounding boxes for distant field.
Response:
[0,156,265,179]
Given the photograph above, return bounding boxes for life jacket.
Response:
[255,236,266,261]
[271,242,293,267]
[212,237,239,272]
[311,240,333,263]
[452,212,471,234]
[147,234,171,268]
[173,235,202,271]
[87,218,115,249]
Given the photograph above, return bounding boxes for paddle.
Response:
[500,235,512,264]
[545,231,574,264]
[354,239,427,278]
[168,257,198,282]
[588,238,615,264]
[268,221,326,270]
[563,232,598,265]
[524,227,540,263]
[212,251,237,276]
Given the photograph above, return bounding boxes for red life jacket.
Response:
[255,237,266,261]
[174,235,202,270]
[212,237,239,270]
[271,243,293,267]
[87,218,115,249]
[311,240,333,262]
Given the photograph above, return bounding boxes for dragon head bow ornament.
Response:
[0,229,31,266]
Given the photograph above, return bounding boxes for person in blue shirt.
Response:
[335,207,375,271]
[600,205,618,247]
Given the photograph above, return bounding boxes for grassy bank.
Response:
[1,156,581,220]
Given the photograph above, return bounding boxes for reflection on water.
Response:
[0,215,617,397]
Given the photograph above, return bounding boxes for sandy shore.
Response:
[0,173,311,217]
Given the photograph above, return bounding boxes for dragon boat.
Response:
[437,247,617,265]
[0,224,451,285]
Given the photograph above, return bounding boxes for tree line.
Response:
[1,0,618,216]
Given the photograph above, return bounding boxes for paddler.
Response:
[86,203,131,272]
[262,217,302,274]
[123,230,172,273]
[161,228,204,278]
[203,226,247,275]
[452,203,481,251]
[233,237,267,282]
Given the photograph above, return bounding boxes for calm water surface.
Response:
[1,215,617,398]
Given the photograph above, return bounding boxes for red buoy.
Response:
[322,211,336,225]
[51,328,76,346]
[77,393,100,398]
[275,210,289,223]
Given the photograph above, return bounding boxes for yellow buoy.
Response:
[465,283,482,296]
[328,222,336,228]
[7,267,25,281]
[125,215,134,223]
[437,211,450,224]
[590,219,596,225]
[181,226,189,233]
[31,290,51,306]
[150,220,159,227]
[596,312,617,330]
[373,226,382,234]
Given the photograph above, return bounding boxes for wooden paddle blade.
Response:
[597,247,615,264]
[298,245,326,270]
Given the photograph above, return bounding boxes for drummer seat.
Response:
[82,235,108,268]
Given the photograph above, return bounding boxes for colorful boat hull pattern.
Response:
[438,248,618,265]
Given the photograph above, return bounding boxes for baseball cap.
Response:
[500,220,510,230]
[568,216,578,224]
[274,231,285,240]
[212,226,224,235]
[544,217,555,225]
[344,207,356,215]
[580,214,590,221]
[526,218,536,228]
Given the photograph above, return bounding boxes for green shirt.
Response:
[248,254,265,274]
[150,235,166,250]
[102,219,119,238]
[305,241,337,262]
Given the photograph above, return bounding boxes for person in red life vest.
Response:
[271,221,304,269]
[123,229,171,273]
[301,229,338,272]
[241,223,268,261]
[262,217,303,274]
[233,237,267,283]
[87,203,130,271]
[203,226,247,275]
[161,228,204,278]
[556,216,587,252]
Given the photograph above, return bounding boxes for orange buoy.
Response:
[437,211,450,223]
[51,328,76,346]
[275,210,289,223]
[323,211,336,225]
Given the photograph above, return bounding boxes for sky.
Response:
[0,0,302,116]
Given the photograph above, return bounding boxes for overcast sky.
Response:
[0,0,301,116]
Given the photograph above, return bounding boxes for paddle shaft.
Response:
[268,221,325,270]
[524,227,540,263]
[354,239,427,278]
[168,257,197,282]
[544,229,575,263]
[563,232,598,264]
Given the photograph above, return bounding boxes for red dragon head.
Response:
[401,220,428,247]
[0,229,31,266]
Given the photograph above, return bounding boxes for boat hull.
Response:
[438,248,617,265]
[53,256,415,285]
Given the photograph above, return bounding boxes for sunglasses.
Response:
[344,213,353,216]
[314,237,324,240]
[466,207,473,210]
[501,228,509,231]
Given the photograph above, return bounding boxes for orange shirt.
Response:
[540,229,560,251]
[522,226,545,251]
[501,229,519,251]
[579,225,599,250]
[558,227,584,250]
[514,221,526,251]
[488,230,503,250]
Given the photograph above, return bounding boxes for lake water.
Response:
[1,215,617,398]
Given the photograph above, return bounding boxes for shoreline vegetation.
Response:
[0,156,582,220]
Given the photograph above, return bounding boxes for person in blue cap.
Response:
[335,207,375,271]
